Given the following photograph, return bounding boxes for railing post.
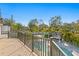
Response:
[24,33,26,45]
[50,37,52,56]
[17,31,18,38]
[32,33,34,52]
[8,31,9,38]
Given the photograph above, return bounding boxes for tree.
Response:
[39,23,48,32]
[4,15,15,26]
[3,15,23,31]
[28,19,39,32]
[4,18,15,26]
[49,16,62,32]
[11,23,22,31]
[3,17,15,31]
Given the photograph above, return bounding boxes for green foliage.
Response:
[4,18,15,26]
[3,15,79,47]
[11,23,22,31]
[39,23,48,32]
[49,16,61,26]
[26,31,32,40]
[49,16,62,32]
[44,33,49,38]
[4,17,23,31]
[28,19,39,32]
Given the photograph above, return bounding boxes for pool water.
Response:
[61,47,73,56]
[33,40,78,56]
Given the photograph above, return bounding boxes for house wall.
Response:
[1,25,10,34]
[0,25,10,38]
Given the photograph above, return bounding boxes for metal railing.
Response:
[8,31,66,56]
[8,31,17,38]
[32,32,65,56]
[17,31,32,50]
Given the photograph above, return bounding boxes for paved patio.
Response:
[0,38,37,56]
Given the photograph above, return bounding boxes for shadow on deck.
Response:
[0,38,37,56]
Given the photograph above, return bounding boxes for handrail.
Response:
[52,41,67,56]
[8,31,67,56]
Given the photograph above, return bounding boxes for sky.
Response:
[0,3,79,26]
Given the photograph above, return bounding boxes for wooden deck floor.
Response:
[0,38,37,56]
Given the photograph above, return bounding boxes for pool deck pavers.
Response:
[0,38,37,56]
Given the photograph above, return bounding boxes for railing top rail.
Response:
[52,40,67,56]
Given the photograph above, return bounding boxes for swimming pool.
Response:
[60,47,73,56]
[33,39,79,56]
[53,40,79,56]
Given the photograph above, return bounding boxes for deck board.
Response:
[0,38,37,56]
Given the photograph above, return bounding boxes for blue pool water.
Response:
[61,47,73,56]
[33,39,79,56]
[53,40,79,56]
